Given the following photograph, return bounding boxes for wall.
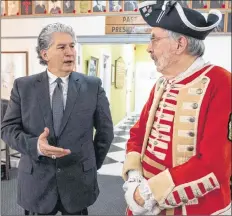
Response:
[134,35,231,113]
[1,16,105,75]
[82,44,136,125]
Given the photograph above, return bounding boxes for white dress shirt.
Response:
[37,70,70,155]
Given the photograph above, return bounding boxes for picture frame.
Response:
[209,0,225,9]
[76,0,91,13]
[111,64,115,84]
[7,0,20,16]
[1,0,6,16]
[1,51,28,100]
[92,0,107,13]
[87,56,99,77]
[109,0,123,12]
[192,0,208,9]
[227,13,231,32]
[21,0,33,15]
[124,0,138,11]
[115,57,126,89]
[34,0,47,14]
[63,0,75,13]
[48,0,62,14]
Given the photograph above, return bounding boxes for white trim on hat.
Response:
[138,1,157,9]
[175,2,222,32]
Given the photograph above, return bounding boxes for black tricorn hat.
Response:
[138,0,222,40]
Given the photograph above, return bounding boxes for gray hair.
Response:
[167,30,205,57]
[36,23,76,65]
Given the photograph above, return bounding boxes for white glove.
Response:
[125,181,148,215]
[123,170,143,192]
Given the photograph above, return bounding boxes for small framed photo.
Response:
[76,0,91,13]
[111,64,115,84]
[124,0,138,11]
[209,0,225,9]
[192,0,208,9]
[48,0,62,14]
[109,0,122,12]
[87,56,99,77]
[1,0,6,16]
[21,0,33,15]
[176,0,190,8]
[7,0,20,16]
[34,1,47,14]
[227,13,231,32]
[92,0,106,12]
[63,0,75,13]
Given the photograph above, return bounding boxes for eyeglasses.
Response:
[149,36,169,45]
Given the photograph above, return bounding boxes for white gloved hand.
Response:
[123,170,144,192]
[124,181,148,215]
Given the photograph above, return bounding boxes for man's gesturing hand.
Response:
[38,127,71,159]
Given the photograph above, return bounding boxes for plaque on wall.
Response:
[34,1,47,14]
[115,57,126,89]
[63,0,75,13]
[76,0,91,13]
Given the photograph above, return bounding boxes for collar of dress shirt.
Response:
[47,69,70,85]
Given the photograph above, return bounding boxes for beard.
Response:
[152,51,176,73]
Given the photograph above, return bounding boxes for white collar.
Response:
[47,69,70,85]
[170,57,209,84]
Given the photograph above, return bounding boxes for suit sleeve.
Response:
[147,72,232,208]
[1,79,40,161]
[122,85,156,180]
[93,79,114,170]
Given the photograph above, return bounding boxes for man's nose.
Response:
[146,42,152,53]
[65,47,74,55]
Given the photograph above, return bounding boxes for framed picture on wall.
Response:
[192,0,208,9]
[7,0,20,16]
[48,0,62,14]
[21,0,33,15]
[176,0,190,8]
[109,0,122,12]
[92,0,106,12]
[227,13,231,32]
[63,0,75,13]
[87,56,99,77]
[1,52,28,100]
[124,0,138,11]
[1,0,6,16]
[209,0,225,9]
[76,0,91,13]
[34,1,47,14]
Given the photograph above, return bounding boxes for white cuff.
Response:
[37,139,44,156]
[138,179,156,212]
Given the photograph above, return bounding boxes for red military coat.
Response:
[123,62,231,215]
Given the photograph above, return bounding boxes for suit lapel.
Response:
[58,72,81,137]
[34,71,55,137]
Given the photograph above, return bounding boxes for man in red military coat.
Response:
[122,1,231,215]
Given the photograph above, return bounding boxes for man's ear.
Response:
[175,36,188,55]
[40,50,48,61]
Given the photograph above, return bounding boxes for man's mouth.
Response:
[64,60,73,64]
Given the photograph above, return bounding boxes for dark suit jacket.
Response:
[1,71,114,214]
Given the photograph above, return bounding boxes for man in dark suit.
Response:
[93,0,106,12]
[1,23,114,215]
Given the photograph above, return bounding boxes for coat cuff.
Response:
[122,151,143,181]
[147,169,175,205]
